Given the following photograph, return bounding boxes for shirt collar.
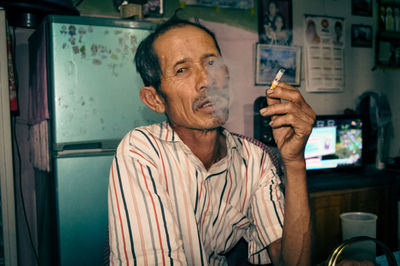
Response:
[145,121,247,161]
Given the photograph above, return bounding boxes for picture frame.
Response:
[255,44,301,86]
[351,24,373,47]
[143,0,163,17]
[352,0,372,17]
[258,0,293,45]
[183,0,254,9]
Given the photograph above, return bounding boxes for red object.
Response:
[6,25,18,113]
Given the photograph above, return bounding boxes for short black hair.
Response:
[134,14,221,94]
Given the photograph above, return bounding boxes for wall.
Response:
[77,0,400,158]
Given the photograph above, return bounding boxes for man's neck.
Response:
[173,125,227,170]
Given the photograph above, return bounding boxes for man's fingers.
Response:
[270,112,314,137]
[268,83,303,104]
[261,82,316,137]
[260,102,315,125]
[265,82,294,106]
[265,82,316,120]
[266,90,281,106]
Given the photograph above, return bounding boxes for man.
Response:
[334,21,343,46]
[108,16,315,265]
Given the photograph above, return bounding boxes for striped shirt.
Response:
[108,122,285,266]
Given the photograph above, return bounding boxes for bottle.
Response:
[380,6,386,31]
[395,8,400,32]
[386,6,394,31]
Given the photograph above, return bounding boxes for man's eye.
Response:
[207,60,215,66]
[174,67,192,78]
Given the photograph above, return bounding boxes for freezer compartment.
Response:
[54,152,113,266]
[46,16,165,148]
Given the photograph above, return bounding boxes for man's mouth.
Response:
[199,100,212,108]
[194,98,214,111]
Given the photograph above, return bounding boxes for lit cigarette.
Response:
[270,69,285,90]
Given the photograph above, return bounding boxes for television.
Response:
[305,115,364,172]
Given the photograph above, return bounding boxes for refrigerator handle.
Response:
[63,142,102,150]
[56,141,116,156]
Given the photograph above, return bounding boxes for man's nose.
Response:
[195,64,209,91]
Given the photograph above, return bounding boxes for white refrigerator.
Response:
[30,15,164,265]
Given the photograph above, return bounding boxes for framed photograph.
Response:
[255,44,301,86]
[352,0,372,17]
[351,24,373,47]
[184,0,254,9]
[143,0,163,17]
[258,0,293,45]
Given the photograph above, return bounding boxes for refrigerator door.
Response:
[54,153,113,266]
[47,16,164,151]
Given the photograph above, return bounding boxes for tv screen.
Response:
[305,115,363,171]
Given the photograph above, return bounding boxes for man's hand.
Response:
[259,82,315,165]
[259,82,314,266]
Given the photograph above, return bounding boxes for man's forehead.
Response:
[153,25,219,63]
[154,25,213,46]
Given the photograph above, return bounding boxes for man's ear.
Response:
[139,86,166,114]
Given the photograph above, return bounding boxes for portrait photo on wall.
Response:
[255,44,301,86]
[184,0,254,9]
[258,0,293,45]
[351,24,373,47]
[143,0,163,17]
[304,15,345,47]
[352,0,372,17]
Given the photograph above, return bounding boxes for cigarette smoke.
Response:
[195,57,232,124]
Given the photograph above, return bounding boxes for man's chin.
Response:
[213,111,229,125]
[193,118,226,132]
[204,118,227,130]
[167,113,229,132]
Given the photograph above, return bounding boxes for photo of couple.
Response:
[258,0,292,45]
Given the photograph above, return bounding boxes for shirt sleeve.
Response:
[108,135,187,266]
[246,154,285,265]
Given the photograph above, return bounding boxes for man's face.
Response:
[268,2,277,16]
[275,16,283,30]
[153,25,229,131]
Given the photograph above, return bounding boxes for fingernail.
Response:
[269,120,274,126]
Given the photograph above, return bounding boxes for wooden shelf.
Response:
[375,0,400,68]
[380,1,400,7]
[378,31,400,40]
